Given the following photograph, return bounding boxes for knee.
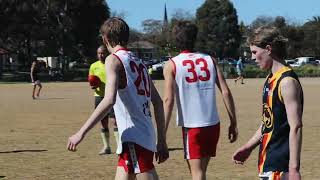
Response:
[192,172,205,180]
[191,169,206,180]
[100,118,109,126]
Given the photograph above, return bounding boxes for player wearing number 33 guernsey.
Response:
[67,17,169,180]
[163,20,238,180]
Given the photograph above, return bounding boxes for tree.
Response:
[196,0,241,58]
[301,16,320,57]
[0,1,46,64]
[129,29,143,43]
[142,19,163,35]
[67,0,110,58]
[141,19,167,47]
[274,16,286,29]
[250,16,274,30]
[171,9,194,22]
[111,10,127,19]
[0,0,110,65]
[247,16,304,58]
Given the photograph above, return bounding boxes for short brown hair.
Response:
[172,20,198,50]
[100,17,130,47]
[248,26,288,59]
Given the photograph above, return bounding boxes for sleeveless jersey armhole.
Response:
[169,59,176,78]
[278,76,300,104]
[112,53,127,89]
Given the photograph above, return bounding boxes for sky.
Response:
[107,0,320,32]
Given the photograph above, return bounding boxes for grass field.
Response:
[0,78,319,180]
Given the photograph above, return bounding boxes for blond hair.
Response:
[100,17,130,47]
[248,26,288,59]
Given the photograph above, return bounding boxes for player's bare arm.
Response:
[30,62,35,82]
[67,55,121,152]
[233,124,262,164]
[280,77,303,179]
[150,80,169,164]
[212,57,238,143]
[163,61,175,133]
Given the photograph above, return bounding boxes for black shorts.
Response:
[94,96,115,118]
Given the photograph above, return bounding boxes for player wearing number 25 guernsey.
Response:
[163,20,238,180]
[67,17,168,180]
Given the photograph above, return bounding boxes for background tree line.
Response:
[141,0,320,60]
[1,0,320,69]
[0,0,109,67]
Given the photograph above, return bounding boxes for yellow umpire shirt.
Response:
[89,60,106,97]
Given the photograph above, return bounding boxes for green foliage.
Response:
[223,64,320,78]
[142,19,163,35]
[301,16,320,58]
[0,0,110,62]
[293,64,320,77]
[69,0,110,58]
[242,65,269,78]
[244,16,305,59]
[63,68,88,81]
[196,0,241,58]
[141,19,168,52]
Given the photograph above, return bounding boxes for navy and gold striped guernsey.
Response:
[258,66,303,173]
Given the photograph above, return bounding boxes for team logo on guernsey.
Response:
[262,103,273,132]
[143,101,152,117]
[263,87,273,96]
[263,87,269,96]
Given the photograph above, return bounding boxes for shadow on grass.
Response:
[168,148,183,152]
[34,97,71,100]
[0,149,47,154]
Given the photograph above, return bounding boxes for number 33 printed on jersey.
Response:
[183,58,211,83]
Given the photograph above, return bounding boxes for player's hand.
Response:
[232,145,252,165]
[67,132,84,152]
[286,168,301,180]
[155,141,169,164]
[228,124,238,143]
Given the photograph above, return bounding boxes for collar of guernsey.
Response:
[89,60,106,96]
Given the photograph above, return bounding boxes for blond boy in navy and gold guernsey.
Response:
[233,26,303,180]
[89,45,119,155]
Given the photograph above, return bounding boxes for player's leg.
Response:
[99,118,111,155]
[32,84,37,99]
[182,124,220,180]
[235,69,242,83]
[240,75,244,84]
[234,76,239,83]
[114,167,161,180]
[118,143,156,180]
[115,166,136,180]
[187,158,210,180]
[136,168,159,180]
[109,108,119,146]
[36,82,42,97]
[95,96,111,154]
